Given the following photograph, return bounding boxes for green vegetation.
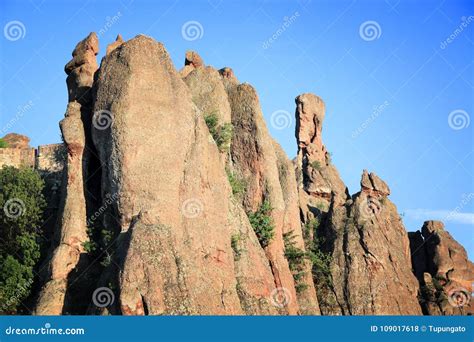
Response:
[325,152,332,165]
[83,223,117,268]
[204,113,219,137]
[204,113,234,153]
[303,218,333,288]
[0,166,46,313]
[0,138,8,148]
[283,231,308,293]
[310,160,322,170]
[230,233,242,261]
[315,202,326,211]
[248,200,275,248]
[226,170,246,197]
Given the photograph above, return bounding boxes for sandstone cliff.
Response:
[410,221,474,315]
[30,33,472,316]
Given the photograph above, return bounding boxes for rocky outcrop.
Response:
[225,82,320,315]
[91,35,279,315]
[2,133,30,149]
[318,174,422,314]
[293,93,422,315]
[106,34,124,56]
[294,94,348,225]
[182,56,232,126]
[410,221,474,315]
[35,33,99,315]
[27,32,472,317]
[179,50,204,78]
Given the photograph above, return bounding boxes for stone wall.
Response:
[0,143,65,172]
[36,143,66,172]
[0,147,36,168]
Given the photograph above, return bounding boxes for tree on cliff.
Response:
[0,138,8,148]
[0,166,46,313]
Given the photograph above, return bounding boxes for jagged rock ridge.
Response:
[31,33,472,316]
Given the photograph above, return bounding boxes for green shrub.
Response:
[283,230,308,293]
[302,217,332,288]
[310,160,322,170]
[0,138,8,148]
[0,166,46,313]
[231,233,242,261]
[248,200,274,248]
[307,249,332,287]
[226,170,246,197]
[82,240,97,253]
[216,123,233,153]
[204,113,219,137]
[204,113,234,153]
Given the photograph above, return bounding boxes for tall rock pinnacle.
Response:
[35,33,99,315]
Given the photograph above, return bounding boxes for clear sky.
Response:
[0,0,472,257]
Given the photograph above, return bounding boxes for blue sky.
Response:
[0,0,472,257]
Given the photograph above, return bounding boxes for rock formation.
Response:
[91,35,281,315]
[106,34,124,56]
[318,173,422,314]
[26,32,472,316]
[2,133,30,149]
[410,221,474,315]
[35,32,99,314]
[294,94,348,222]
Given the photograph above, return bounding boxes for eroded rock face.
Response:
[91,35,278,315]
[183,62,232,125]
[225,82,320,315]
[410,221,474,315]
[35,33,99,315]
[318,172,422,315]
[294,93,348,220]
[31,32,473,317]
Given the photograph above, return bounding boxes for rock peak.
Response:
[360,169,390,196]
[106,33,124,55]
[295,93,325,159]
[64,32,99,103]
[421,220,445,236]
[2,133,30,149]
[185,50,204,68]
